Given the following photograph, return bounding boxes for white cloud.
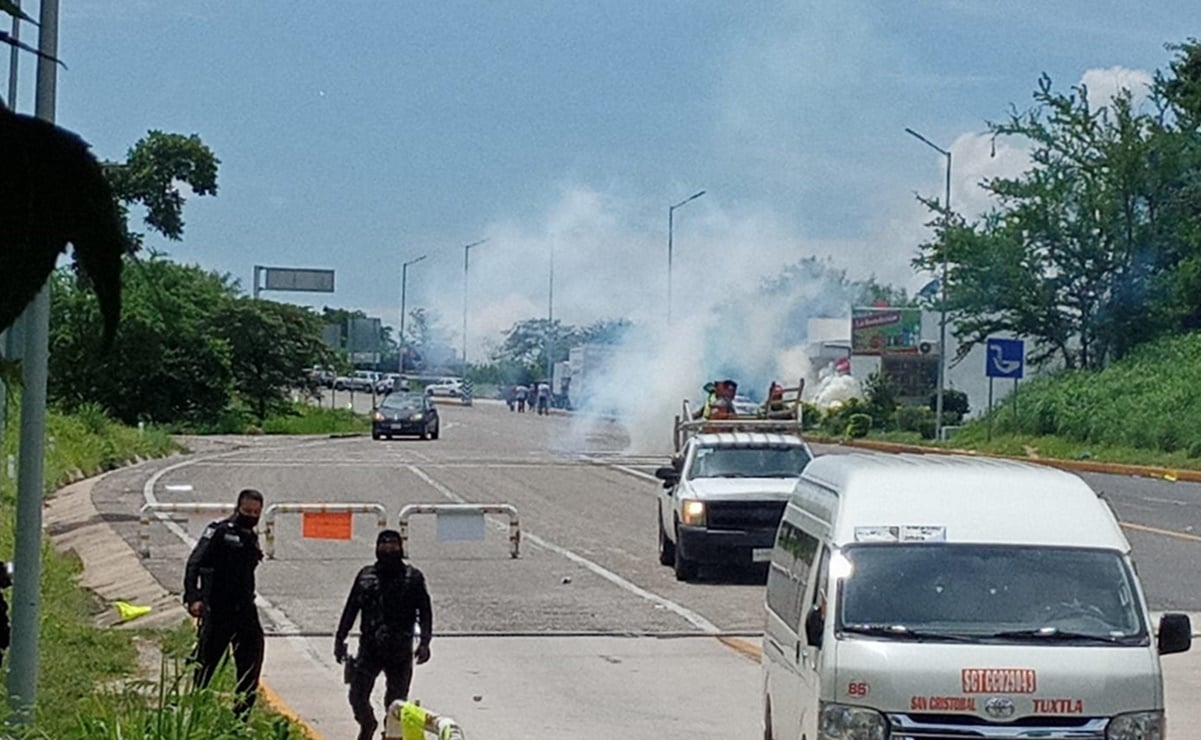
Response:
[1080,66,1153,112]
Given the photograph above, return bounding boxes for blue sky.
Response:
[5,1,1196,358]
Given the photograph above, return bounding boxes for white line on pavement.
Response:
[404,465,721,634]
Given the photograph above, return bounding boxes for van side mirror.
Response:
[804,607,824,649]
[1158,613,1192,655]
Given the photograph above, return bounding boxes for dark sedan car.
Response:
[372,393,440,440]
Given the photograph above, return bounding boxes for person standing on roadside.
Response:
[335,529,434,740]
[183,488,266,720]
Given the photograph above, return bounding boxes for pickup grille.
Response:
[888,714,1106,739]
[705,500,786,531]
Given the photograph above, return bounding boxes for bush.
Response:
[930,388,969,423]
[896,405,934,432]
[846,413,872,438]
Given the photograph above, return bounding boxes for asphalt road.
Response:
[90,401,1201,737]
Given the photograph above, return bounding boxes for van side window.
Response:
[766,520,819,630]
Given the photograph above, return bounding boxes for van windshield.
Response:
[838,544,1147,644]
[687,445,811,479]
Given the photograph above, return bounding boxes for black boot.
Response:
[356,717,378,740]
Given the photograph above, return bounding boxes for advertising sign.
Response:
[851,307,922,355]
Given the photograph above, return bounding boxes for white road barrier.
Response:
[262,502,388,559]
[384,699,465,739]
[138,502,235,558]
[398,503,521,559]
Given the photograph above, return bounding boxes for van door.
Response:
[796,547,830,740]
[764,515,818,739]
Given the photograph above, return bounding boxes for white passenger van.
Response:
[763,453,1191,740]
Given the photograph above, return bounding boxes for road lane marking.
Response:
[612,465,658,482]
[405,464,722,634]
[1121,521,1201,543]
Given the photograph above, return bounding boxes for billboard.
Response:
[851,307,922,355]
[262,267,335,293]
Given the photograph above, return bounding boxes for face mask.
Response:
[235,513,259,530]
[376,550,403,571]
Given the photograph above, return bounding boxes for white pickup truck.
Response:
[655,425,813,582]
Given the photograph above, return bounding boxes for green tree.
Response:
[49,257,236,425]
[213,299,333,422]
[916,68,1196,369]
[103,131,219,253]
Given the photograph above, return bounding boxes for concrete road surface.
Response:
[90,403,1201,738]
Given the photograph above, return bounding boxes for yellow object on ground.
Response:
[113,600,152,622]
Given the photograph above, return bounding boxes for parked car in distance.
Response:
[335,370,379,392]
[376,373,411,394]
[424,378,463,397]
[372,393,440,440]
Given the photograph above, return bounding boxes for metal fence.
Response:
[397,503,521,559]
[262,502,388,559]
[138,502,235,558]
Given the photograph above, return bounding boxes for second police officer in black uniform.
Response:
[335,529,433,740]
[183,488,266,720]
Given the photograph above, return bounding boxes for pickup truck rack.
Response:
[673,378,805,452]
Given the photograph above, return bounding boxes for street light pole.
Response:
[906,127,952,442]
[399,254,426,373]
[545,235,559,384]
[667,190,706,330]
[460,238,488,372]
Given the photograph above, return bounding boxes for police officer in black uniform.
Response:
[183,488,266,720]
[335,529,433,740]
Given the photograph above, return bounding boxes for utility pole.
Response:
[399,254,426,373]
[906,127,952,442]
[459,238,487,372]
[9,0,59,720]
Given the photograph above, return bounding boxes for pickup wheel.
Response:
[673,522,698,582]
[658,515,675,566]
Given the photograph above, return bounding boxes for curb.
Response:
[810,436,1201,483]
[45,467,324,740]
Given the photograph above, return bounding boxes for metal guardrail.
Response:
[262,502,388,559]
[138,502,235,558]
[384,700,465,739]
[397,503,521,559]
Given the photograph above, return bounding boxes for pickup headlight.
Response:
[681,500,706,526]
[820,703,888,740]
[1107,711,1163,740]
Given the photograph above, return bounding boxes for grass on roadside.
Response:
[260,404,368,435]
[0,395,308,737]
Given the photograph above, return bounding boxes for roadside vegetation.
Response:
[813,333,1201,471]
[0,399,307,737]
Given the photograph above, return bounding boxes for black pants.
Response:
[348,647,414,729]
[193,606,265,719]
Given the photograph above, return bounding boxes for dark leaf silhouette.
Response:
[0,105,123,344]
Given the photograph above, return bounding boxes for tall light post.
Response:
[906,127,952,442]
[545,236,555,383]
[399,254,426,373]
[667,190,706,329]
[460,238,488,372]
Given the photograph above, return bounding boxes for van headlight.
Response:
[681,500,706,526]
[1107,711,1164,740]
[820,703,888,740]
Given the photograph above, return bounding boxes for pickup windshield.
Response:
[687,444,811,479]
[838,544,1146,644]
